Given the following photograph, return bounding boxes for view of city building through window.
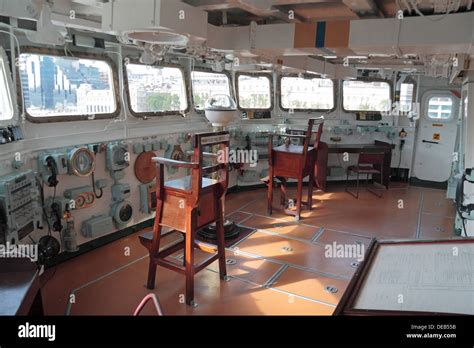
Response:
[343,80,391,112]
[191,71,230,111]
[19,54,116,117]
[428,96,453,119]
[237,74,271,109]
[126,64,187,113]
[399,82,415,112]
[281,76,334,110]
[0,56,13,120]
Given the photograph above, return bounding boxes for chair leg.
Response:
[307,171,314,210]
[295,178,303,221]
[267,168,273,215]
[345,169,350,192]
[355,172,360,199]
[147,200,163,289]
[146,257,158,290]
[216,198,227,280]
[280,178,287,208]
[184,207,196,306]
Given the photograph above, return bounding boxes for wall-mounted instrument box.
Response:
[0,170,41,243]
[64,185,96,209]
[111,183,131,202]
[37,152,68,185]
[106,142,130,180]
[81,215,115,238]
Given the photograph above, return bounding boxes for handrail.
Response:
[133,293,164,316]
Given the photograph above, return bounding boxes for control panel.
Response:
[0,170,41,243]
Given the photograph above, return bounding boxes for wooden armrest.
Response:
[186,150,218,158]
[152,156,200,169]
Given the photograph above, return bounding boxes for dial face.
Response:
[84,192,95,205]
[71,148,95,176]
[76,195,85,208]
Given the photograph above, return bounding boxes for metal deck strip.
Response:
[244,226,321,246]
[249,212,322,230]
[227,246,351,281]
[238,224,363,252]
[203,267,337,309]
[228,226,259,248]
[65,253,149,315]
[311,227,325,243]
[416,192,424,238]
[263,264,289,288]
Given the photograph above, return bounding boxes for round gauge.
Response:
[84,192,95,205]
[75,194,86,208]
[69,147,96,177]
[134,151,156,184]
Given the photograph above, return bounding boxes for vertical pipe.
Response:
[9,26,16,89]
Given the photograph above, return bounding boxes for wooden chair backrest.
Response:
[191,131,230,201]
[154,131,230,208]
[359,147,385,165]
[282,116,324,160]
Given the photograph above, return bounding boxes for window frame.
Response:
[398,77,417,112]
[278,74,337,113]
[0,48,15,123]
[235,72,273,112]
[124,61,190,118]
[425,93,456,122]
[17,47,121,123]
[190,68,233,113]
[341,78,393,115]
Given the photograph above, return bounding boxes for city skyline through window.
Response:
[281,76,334,110]
[126,64,187,114]
[19,53,116,118]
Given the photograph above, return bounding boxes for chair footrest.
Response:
[155,258,186,274]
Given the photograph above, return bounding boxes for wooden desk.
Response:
[316,141,393,191]
[0,258,44,315]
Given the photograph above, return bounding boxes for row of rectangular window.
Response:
[1,52,417,122]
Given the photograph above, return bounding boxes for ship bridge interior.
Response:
[0,0,473,335]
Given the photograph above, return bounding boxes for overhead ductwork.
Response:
[102,0,208,45]
[349,11,474,56]
[274,55,357,79]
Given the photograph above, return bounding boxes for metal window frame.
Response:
[190,68,232,113]
[17,47,121,123]
[0,48,15,123]
[341,77,393,114]
[235,72,273,111]
[123,61,190,118]
[278,74,337,113]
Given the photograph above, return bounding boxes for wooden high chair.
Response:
[267,117,324,221]
[139,131,229,307]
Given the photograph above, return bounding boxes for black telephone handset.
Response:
[51,202,63,232]
[46,156,59,187]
